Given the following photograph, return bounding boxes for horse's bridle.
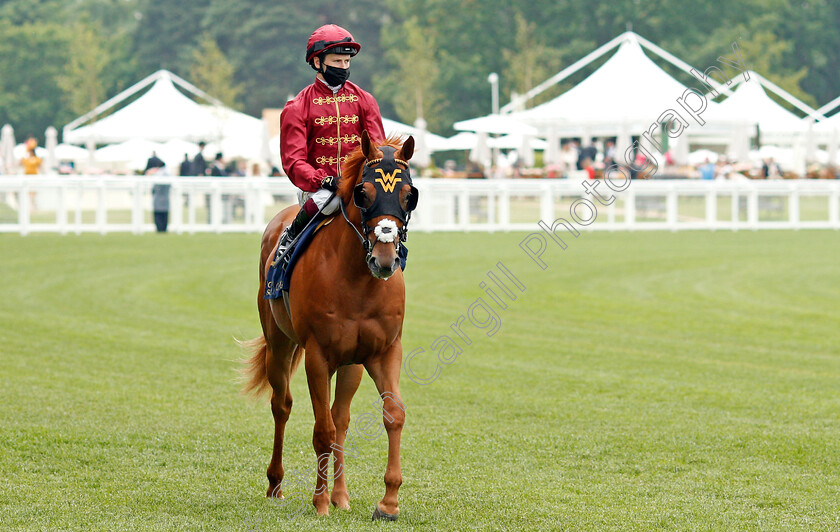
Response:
[339,148,417,264]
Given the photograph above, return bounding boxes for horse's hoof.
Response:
[331,499,351,511]
[372,505,399,521]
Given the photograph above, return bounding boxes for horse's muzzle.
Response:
[369,256,399,280]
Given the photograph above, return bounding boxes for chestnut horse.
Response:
[242,132,418,520]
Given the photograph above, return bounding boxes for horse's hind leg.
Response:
[330,364,363,510]
[265,335,301,498]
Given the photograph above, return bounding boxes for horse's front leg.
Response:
[330,364,363,510]
[304,344,335,516]
[364,342,406,521]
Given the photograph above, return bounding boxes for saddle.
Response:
[264,215,334,300]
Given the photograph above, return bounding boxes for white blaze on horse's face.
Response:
[374,219,398,243]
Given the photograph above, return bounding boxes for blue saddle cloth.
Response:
[264,215,408,300]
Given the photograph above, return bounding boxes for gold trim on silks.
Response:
[312,94,360,105]
[316,155,348,167]
[315,134,361,146]
[374,168,403,193]
[315,115,359,126]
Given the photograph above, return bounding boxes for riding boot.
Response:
[278,207,312,255]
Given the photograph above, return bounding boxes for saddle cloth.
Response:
[263,216,409,300]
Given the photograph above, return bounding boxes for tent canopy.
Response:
[63,71,266,158]
[702,75,807,133]
[382,118,450,152]
[519,35,694,134]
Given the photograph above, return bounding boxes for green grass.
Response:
[1,230,839,531]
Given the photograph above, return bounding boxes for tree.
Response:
[376,16,445,131]
[0,22,72,141]
[57,22,112,116]
[501,13,563,109]
[188,34,242,108]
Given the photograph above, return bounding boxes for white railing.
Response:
[1,175,838,235]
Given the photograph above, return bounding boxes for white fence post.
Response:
[789,185,800,229]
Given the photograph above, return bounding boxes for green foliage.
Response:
[0,21,72,141]
[0,0,839,139]
[376,16,445,131]
[188,34,242,109]
[501,12,563,109]
[56,22,113,116]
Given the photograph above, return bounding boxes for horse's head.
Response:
[342,131,419,280]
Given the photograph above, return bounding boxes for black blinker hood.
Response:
[354,146,416,225]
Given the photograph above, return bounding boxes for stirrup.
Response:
[271,228,294,268]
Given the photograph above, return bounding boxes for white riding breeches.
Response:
[299,188,340,215]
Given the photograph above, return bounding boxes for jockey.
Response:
[278,24,386,252]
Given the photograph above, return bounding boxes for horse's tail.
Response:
[238,335,270,397]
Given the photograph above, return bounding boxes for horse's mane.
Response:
[338,135,406,203]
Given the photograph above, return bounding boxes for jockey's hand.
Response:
[320,175,339,192]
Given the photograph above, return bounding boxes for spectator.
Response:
[603,140,616,168]
[210,152,227,176]
[179,154,192,176]
[21,137,42,175]
[143,151,164,174]
[582,158,595,180]
[146,159,170,233]
[762,157,782,179]
[192,141,207,176]
[699,158,715,180]
[21,137,42,211]
[559,142,578,177]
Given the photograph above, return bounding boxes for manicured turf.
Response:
[1,229,839,531]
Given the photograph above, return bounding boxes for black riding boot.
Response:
[278,207,312,253]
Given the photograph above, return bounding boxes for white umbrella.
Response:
[454,114,538,136]
[437,132,477,151]
[13,143,47,158]
[45,126,58,173]
[688,149,719,166]
[159,138,199,167]
[412,117,431,168]
[1,124,15,173]
[260,119,272,164]
[96,138,164,170]
[487,134,547,150]
[519,134,535,167]
[86,137,97,168]
[54,143,90,161]
[469,131,491,168]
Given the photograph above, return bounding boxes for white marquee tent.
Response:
[63,70,267,163]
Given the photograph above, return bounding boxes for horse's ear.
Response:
[361,130,371,159]
[400,136,415,161]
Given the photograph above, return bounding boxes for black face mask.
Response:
[321,64,349,87]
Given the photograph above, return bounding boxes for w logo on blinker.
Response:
[374,168,402,193]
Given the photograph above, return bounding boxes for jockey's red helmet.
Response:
[306,24,361,63]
